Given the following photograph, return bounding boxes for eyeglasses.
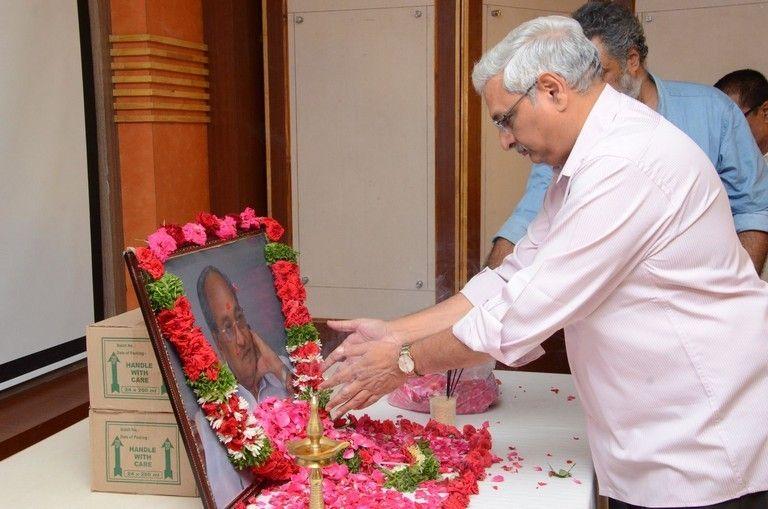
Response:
[742,105,759,117]
[493,82,537,133]
[215,311,250,342]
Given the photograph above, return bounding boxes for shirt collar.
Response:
[649,72,666,116]
[557,84,621,183]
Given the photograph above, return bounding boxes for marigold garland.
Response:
[135,208,324,480]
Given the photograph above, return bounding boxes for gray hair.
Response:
[472,15,601,95]
[573,1,648,64]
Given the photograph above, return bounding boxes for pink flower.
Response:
[182,222,207,246]
[239,207,261,230]
[216,215,238,240]
[147,227,177,262]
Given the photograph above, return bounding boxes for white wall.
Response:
[0,0,94,389]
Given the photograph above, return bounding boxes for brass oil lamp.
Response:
[286,395,349,509]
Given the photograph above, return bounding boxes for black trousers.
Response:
[609,492,768,509]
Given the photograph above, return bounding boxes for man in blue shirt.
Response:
[488,1,768,273]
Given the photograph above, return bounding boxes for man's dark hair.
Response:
[573,1,649,64]
[714,69,768,112]
[196,265,237,338]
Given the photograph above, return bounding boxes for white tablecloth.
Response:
[0,371,596,508]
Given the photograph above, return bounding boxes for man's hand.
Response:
[251,330,287,381]
[320,320,406,417]
[485,237,515,269]
[322,318,393,371]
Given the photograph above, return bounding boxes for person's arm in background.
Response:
[485,164,553,268]
[718,101,768,272]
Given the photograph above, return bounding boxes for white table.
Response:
[0,371,596,508]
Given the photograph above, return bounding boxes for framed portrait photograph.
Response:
[125,226,306,509]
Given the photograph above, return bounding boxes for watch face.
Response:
[398,354,415,373]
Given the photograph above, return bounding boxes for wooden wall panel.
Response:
[204,0,268,217]
[288,4,436,319]
[479,2,582,262]
[110,0,210,308]
[638,1,768,86]
[263,1,293,244]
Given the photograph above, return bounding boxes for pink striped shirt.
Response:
[453,85,768,506]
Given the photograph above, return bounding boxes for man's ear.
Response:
[537,72,568,112]
[625,48,641,76]
[760,100,768,122]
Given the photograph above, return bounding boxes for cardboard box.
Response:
[87,308,172,412]
[90,409,198,497]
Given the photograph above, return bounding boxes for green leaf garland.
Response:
[265,242,298,264]
[382,441,441,492]
[189,364,238,403]
[286,323,320,349]
[147,273,184,311]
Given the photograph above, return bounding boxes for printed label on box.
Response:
[100,337,167,400]
[104,420,182,485]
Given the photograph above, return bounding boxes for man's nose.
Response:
[499,130,516,151]
[235,326,248,346]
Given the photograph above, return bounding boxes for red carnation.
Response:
[163,224,187,246]
[295,361,322,378]
[270,260,299,284]
[260,217,285,241]
[251,448,297,481]
[196,211,221,234]
[183,348,218,381]
[157,296,196,336]
[282,300,311,327]
[290,341,320,359]
[276,278,306,302]
[135,247,164,280]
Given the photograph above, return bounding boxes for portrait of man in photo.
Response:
[159,234,294,507]
[197,265,291,403]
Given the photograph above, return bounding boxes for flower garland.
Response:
[135,207,499,506]
[135,208,325,480]
[241,398,500,509]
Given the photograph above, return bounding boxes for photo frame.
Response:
[124,212,323,509]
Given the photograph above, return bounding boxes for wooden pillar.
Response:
[109,0,210,307]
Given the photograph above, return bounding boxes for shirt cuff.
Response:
[452,300,548,367]
[733,211,768,233]
[459,267,507,307]
[495,219,528,245]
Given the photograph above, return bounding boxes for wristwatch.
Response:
[398,345,421,377]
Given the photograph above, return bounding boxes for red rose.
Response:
[260,217,285,241]
[135,247,164,280]
[251,448,297,481]
[196,212,221,234]
[290,341,320,359]
[282,300,311,327]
